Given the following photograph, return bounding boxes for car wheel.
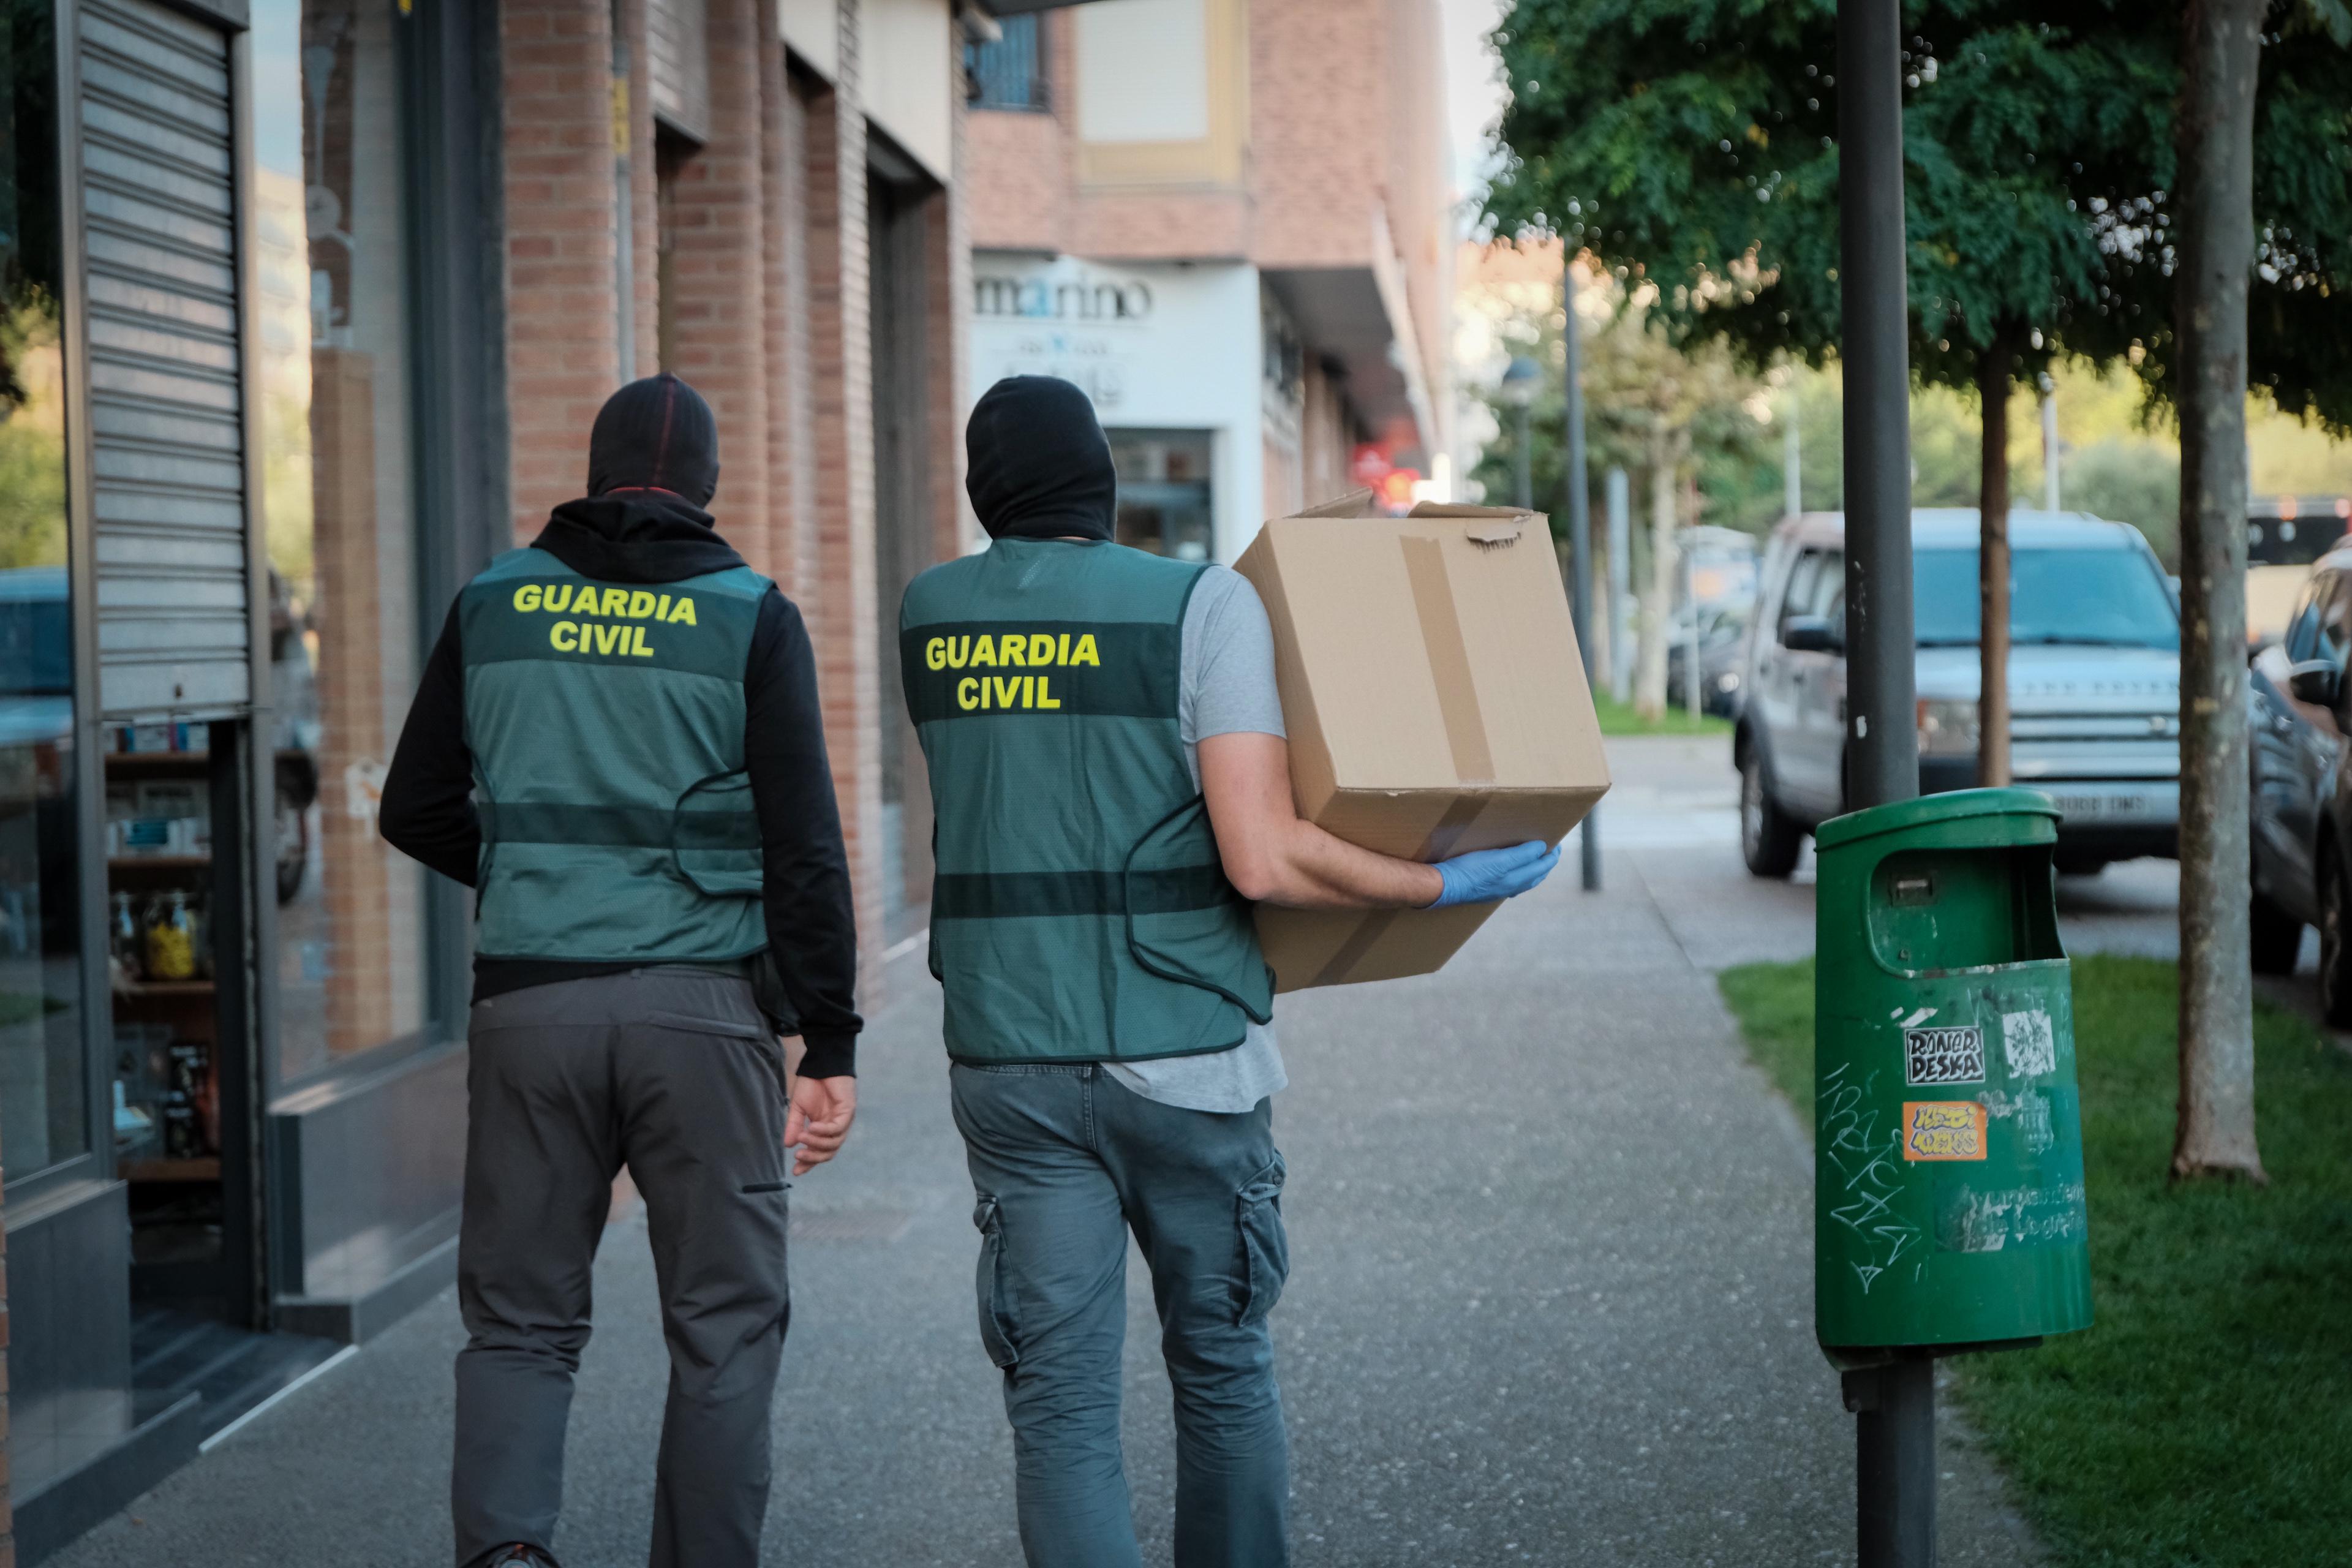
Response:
[2053,850,2109,878]
[2249,883,2303,976]
[2320,856,2352,1027]
[1740,748,1801,880]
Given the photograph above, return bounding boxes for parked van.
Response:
[1735,510,2182,876]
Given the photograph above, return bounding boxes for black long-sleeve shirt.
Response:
[379,495,863,1075]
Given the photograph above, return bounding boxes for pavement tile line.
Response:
[1623,841,1817,1182]
[194,1344,360,1454]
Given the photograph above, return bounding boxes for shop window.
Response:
[250,0,429,1084]
[0,0,86,1180]
[967,15,1046,111]
[1109,429,1214,561]
[655,128,695,372]
[870,169,938,945]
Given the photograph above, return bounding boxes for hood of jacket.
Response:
[531,494,748,585]
[534,373,748,583]
[964,375,1118,543]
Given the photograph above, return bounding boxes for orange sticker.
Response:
[1902,1101,1988,1162]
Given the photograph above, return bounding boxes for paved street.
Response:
[1586,734,2182,970]
[56,734,2104,1567]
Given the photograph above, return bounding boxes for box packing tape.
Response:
[1306,794,1493,987]
[1302,527,1529,987]
[1400,535,1497,787]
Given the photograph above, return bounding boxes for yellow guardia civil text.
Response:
[511,581,699,658]
[923,631,1099,712]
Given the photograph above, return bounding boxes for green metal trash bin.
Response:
[1814,788,2094,1358]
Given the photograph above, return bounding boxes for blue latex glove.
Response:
[1427,840,1562,908]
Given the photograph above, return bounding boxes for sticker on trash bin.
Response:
[2001,1009,2057,1078]
[1902,1101,1988,1161]
[1904,1023,1986,1086]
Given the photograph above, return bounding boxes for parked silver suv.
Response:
[1734,509,2182,877]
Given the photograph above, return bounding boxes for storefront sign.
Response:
[971,260,1163,412]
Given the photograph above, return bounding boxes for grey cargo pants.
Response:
[452,968,791,1568]
[951,1062,1292,1568]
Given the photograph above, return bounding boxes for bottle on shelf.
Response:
[163,1041,212,1158]
[143,890,200,982]
[109,891,142,983]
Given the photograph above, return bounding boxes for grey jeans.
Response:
[951,1061,1292,1568]
[453,969,791,1568]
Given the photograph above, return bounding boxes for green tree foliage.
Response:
[1468,276,1773,534]
[1483,1,2351,423]
[0,290,68,573]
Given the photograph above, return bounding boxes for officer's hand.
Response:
[1426,840,1561,908]
[786,1075,858,1175]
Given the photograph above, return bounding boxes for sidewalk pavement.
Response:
[57,735,2055,1567]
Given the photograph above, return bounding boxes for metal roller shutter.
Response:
[77,0,250,718]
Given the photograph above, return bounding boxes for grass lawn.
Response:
[1717,954,2352,1567]
[1591,692,1731,737]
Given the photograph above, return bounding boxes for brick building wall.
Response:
[665,0,777,576]
[503,0,624,537]
[502,0,968,1005]
[964,0,1452,460]
[802,4,888,993]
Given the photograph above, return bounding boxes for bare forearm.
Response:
[1243,820,1442,910]
[1201,731,1444,910]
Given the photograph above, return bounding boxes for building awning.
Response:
[1262,204,1439,459]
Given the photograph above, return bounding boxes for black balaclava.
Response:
[964,375,1117,541]
[586,372,721,507]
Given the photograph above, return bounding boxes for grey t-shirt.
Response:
[1103,565,1290,1114]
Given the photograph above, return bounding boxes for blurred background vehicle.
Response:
[1735,509,2181,878]
[1667,600,1751,718]
[2245,498,2352,650]
[2247,550,2352,1012]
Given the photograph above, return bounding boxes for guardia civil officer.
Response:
[380,374,861,1568]
[900,375,1558,1568]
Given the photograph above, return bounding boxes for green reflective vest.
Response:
[900,537,1273,1064]
[459,548,771,962]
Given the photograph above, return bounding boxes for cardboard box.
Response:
[1235,492,1610,991]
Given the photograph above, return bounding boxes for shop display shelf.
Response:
[104,752,211,773]
[121,1157,221,1185]
[118,981,216,1000]
[108,857,212,872]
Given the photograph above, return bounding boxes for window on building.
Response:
[967,15,1046,111]
[251,0,431,1084]
[655,128,695,371]
[1109,430,1214,562]
[1069,0,1247,186]
[0,0,87,1182]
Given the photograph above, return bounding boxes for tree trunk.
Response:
[2171,0,2267,1183]
[1977,331,2018,787]
[1634,429,1677,721]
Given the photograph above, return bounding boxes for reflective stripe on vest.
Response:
[900,537,1273,1065]
[460,548,771,962]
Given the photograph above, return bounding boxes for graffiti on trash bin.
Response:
[1820,1061,1924,1294]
